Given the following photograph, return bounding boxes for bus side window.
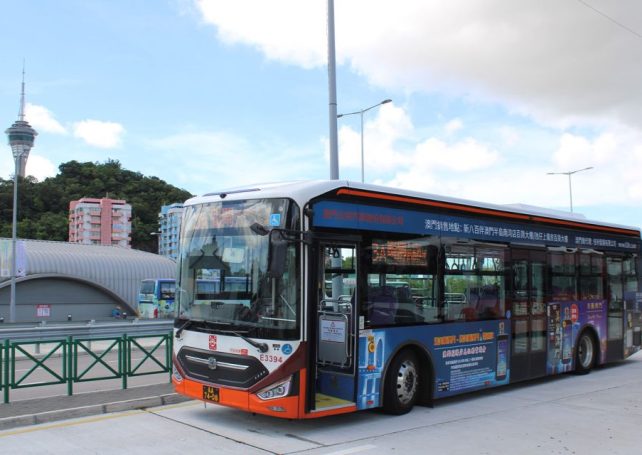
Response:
[368,285,398,325]
[363,237,439,326]
[444,245,506,321]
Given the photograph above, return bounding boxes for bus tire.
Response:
[574,330,596,375]
[382,350,420,415]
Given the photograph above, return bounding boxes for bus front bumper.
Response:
[172,371,303,419]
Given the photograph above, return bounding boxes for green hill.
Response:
[0,160,193,252]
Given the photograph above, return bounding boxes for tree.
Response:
[0,160,193,251]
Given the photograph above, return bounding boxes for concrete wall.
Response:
[0,277,137,323]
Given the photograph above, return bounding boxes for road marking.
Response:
[149,400,200,412]
[0,410,143,438]
[323,445,377,455]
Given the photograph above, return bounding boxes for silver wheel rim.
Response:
[396,358,418,405]
[578,335,594,369]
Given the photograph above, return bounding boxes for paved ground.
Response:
[1,353,641,454]
[0,383,189,430]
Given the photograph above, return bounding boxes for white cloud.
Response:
[553,129,642,205]
[24,103,67,134]
[445,118,463,135]
[72,120,125,148]
[195,1,642,131]
[337,103,412,173]
[25,154,57,181]
[195,0,326,69]
[192,0,642,228]
[0,153,57,181]
[338,103,497,178]
[553,134,594,170]
[415,138,499,172]
[387,126,642,212]
[143,118,642,229]
[335,101,503,200]
[332,102,642,214]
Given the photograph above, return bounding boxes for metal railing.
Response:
[0,320,174,403]
[0,319,174,342]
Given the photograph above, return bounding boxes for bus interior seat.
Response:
[395,285,412,303]
[368,286,398,325]
[393,286,423,323]
[476,285,500,319]
[459,289,479,321]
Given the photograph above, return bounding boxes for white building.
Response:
[158,203,183,260]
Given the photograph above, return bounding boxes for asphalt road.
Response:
[1,351,641,454]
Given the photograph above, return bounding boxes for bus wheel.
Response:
[383,350,420,415]
[575,331,596,375]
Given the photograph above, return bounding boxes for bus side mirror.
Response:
[268,230,288,278]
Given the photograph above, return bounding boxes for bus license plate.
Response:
[203,385,219,402]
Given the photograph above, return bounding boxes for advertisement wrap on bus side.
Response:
[546,300,607,374]
[624,292,642,357]
[357,320,511,408]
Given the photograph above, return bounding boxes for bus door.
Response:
[309,239,359,412]
[510,249,547,381]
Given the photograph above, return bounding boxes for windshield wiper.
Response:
[175,319,194,338]
[220,330,268,353]
[175,318,222,338]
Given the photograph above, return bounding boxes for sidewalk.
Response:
[0,383,191,431]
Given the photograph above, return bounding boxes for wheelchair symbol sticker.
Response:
[270,214,281,226]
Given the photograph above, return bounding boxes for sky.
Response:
[1,1,642,230]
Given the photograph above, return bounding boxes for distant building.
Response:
[69,197,132,248]
[157,203,184,260]
[0,239,175,322]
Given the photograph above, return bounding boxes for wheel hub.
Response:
[579,335,594,369]
[396,360,418,404]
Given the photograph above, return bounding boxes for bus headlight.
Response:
[172,364,183,382]
[256,376,292,401]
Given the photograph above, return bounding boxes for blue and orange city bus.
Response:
[171,181,642,418]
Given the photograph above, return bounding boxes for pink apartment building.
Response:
[68,197,132,248]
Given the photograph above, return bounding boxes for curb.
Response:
[0,393,190,431]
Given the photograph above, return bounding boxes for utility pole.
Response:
[327,0,339,180]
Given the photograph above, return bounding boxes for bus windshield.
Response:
[177,198,299,339]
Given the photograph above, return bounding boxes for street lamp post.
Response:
[547,166,593,213]
[338,99,392,183]
[150,231,162,255]
[5,68,37,323]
